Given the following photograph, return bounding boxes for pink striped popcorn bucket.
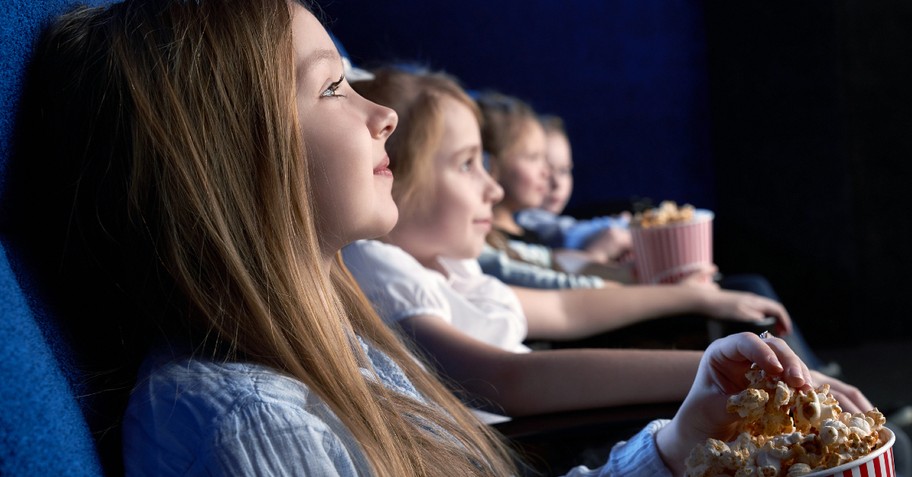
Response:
[630,209,714,284]
[803,428,896,477]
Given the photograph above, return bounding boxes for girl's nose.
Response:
[547,169,559,189]
[485,172,504,204]
[369,102,398,140]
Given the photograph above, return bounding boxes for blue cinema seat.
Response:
[1,0,111,475]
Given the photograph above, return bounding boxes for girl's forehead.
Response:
[290,4,337,64]
[511,120,546,149]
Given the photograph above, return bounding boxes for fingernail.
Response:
[767,355,783,370]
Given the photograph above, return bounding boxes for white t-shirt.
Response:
[342,240,530,353]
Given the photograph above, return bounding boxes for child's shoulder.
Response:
[131,353,319,421]
[123,353,362,475]
[342,239,425,275]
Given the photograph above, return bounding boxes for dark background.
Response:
[321,0,912,347]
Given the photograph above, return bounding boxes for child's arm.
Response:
[553,248,635,283]
[397,314,701,416]
[512,284,793,341]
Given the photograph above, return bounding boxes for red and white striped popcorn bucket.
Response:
[803,428,896,477]
[630,209,714,284]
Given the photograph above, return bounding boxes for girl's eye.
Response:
[320,83,341,98]
[459,158,474,172]
[320,76,346,98]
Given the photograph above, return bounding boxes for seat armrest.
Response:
[493,401,681,475]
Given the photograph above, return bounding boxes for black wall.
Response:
[323,0,716,210]
[706,1,912,344]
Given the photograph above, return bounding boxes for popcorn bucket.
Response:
[803,428,896,477]
[630,209,713,284]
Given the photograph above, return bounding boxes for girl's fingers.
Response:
[712,333,813,392]
[811,371,874,413]
[768,304,793,334]
[756,334,813,390]
[751,297,792,334]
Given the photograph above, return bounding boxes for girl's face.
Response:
[388,96,504,265]
[490,119,549,212]
[541,130,574,214]
[291,5,399,256]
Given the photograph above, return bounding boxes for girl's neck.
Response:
[492,205,523,235]
[418,256,448,277]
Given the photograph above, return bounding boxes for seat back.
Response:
[1,0,112,475]
[0,243,104,476]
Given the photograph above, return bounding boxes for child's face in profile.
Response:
[290,4,399,255]
[390,96,503,262]
[541,130,574,214]
[490,119,549,212]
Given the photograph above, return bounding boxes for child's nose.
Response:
[487,176,504,203]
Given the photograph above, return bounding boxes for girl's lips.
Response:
[374,157,393,176]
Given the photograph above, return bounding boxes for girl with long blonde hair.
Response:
[15,1,511,475]
[8,0,856,475]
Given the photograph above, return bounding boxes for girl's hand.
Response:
[584,227,633,264]
[810,370,873,413]
[656,333,813,476]
[679,263,720,289]
[700,288,793,335]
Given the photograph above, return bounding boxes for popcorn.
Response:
[631,201,696,228]
[685,365,887,477]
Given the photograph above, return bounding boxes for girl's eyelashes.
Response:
[320,74,346,98]
[459,154,482,172]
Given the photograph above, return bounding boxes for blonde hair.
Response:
[352,67,482,221]
[540,114,568,137]
[476,91,540,168]
[24,2,515,475]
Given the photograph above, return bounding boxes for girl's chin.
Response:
[363,211,399,241]
[541,199,563,213]
[442,246,485,261]
[524,197,547,210]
